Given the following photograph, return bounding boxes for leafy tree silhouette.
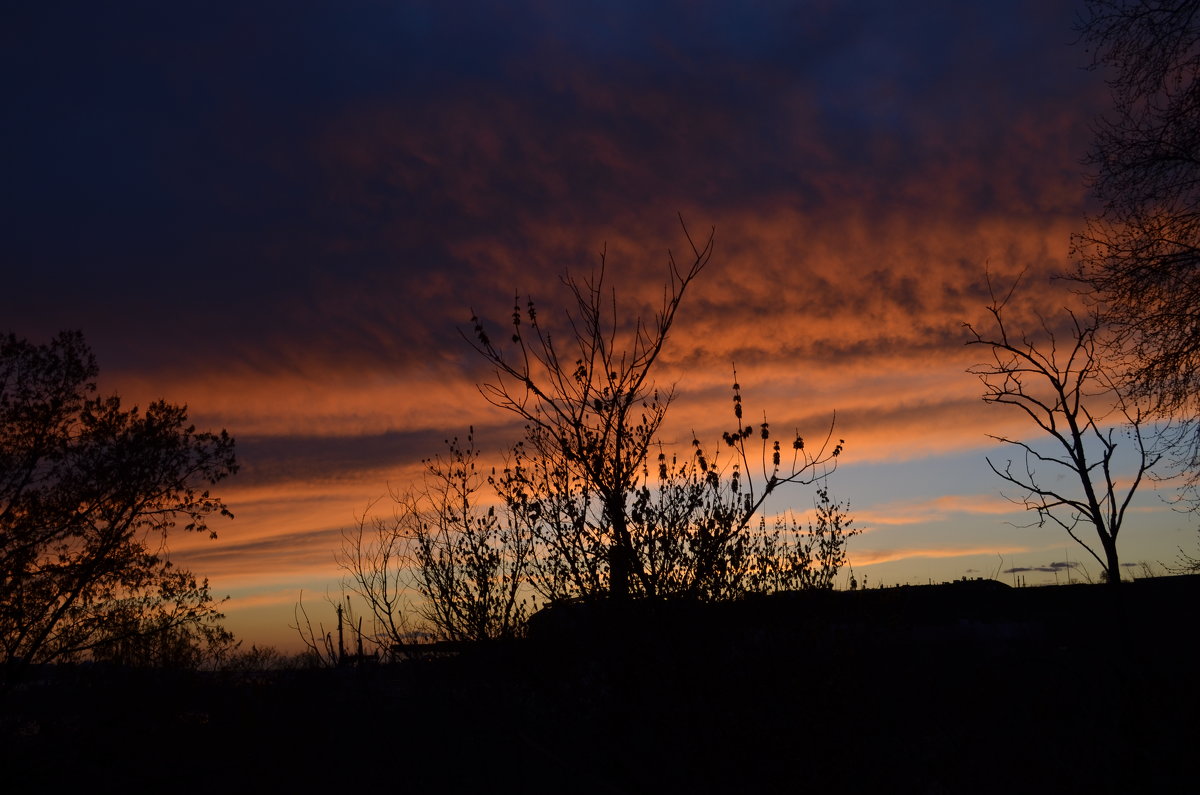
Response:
[466,220,846,601]
[491,374,850,602]
[327,224,854,645]
[0,331,237,669]
[329,222,853,649]
[1073,0,1200,505]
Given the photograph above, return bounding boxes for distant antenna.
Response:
[336,602,345,665]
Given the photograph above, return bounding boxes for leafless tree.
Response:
[326,223,855,643]
[323,432,530,647]
[338,500,417,652]
[469,222,847,600]
[966,281,1163,584]
[466,219,711,598]
[292,590,354,666]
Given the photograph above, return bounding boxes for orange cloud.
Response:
[851,545,1029,566]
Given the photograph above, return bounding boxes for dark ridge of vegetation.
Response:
[4,578,1195,793]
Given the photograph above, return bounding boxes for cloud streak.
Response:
[5,0,1155,646]
[851,545,1030,567]
[854,493,1026,528]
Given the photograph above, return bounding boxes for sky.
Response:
[4,0,1196,650]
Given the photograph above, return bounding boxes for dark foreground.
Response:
[3,578,1196,793]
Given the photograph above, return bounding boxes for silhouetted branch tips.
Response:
[330,223,854,651]
[968,285,1163,584]
[983,265,1027,319]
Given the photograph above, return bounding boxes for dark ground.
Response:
[3,577,1196,793]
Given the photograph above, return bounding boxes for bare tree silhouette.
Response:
[966,280,1162,584]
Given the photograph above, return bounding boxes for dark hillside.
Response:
[4,578,1195,793]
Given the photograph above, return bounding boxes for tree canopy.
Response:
[1073,0,1200,502]
[324,225,855,648]
[0,331,237,668]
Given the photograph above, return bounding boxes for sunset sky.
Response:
[5,0,1195,649]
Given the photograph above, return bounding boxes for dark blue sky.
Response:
[3,1,1101,374]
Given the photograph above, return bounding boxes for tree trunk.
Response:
[605,492,635,599]
[1103,540,1122,585]
[608,543,630,599]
